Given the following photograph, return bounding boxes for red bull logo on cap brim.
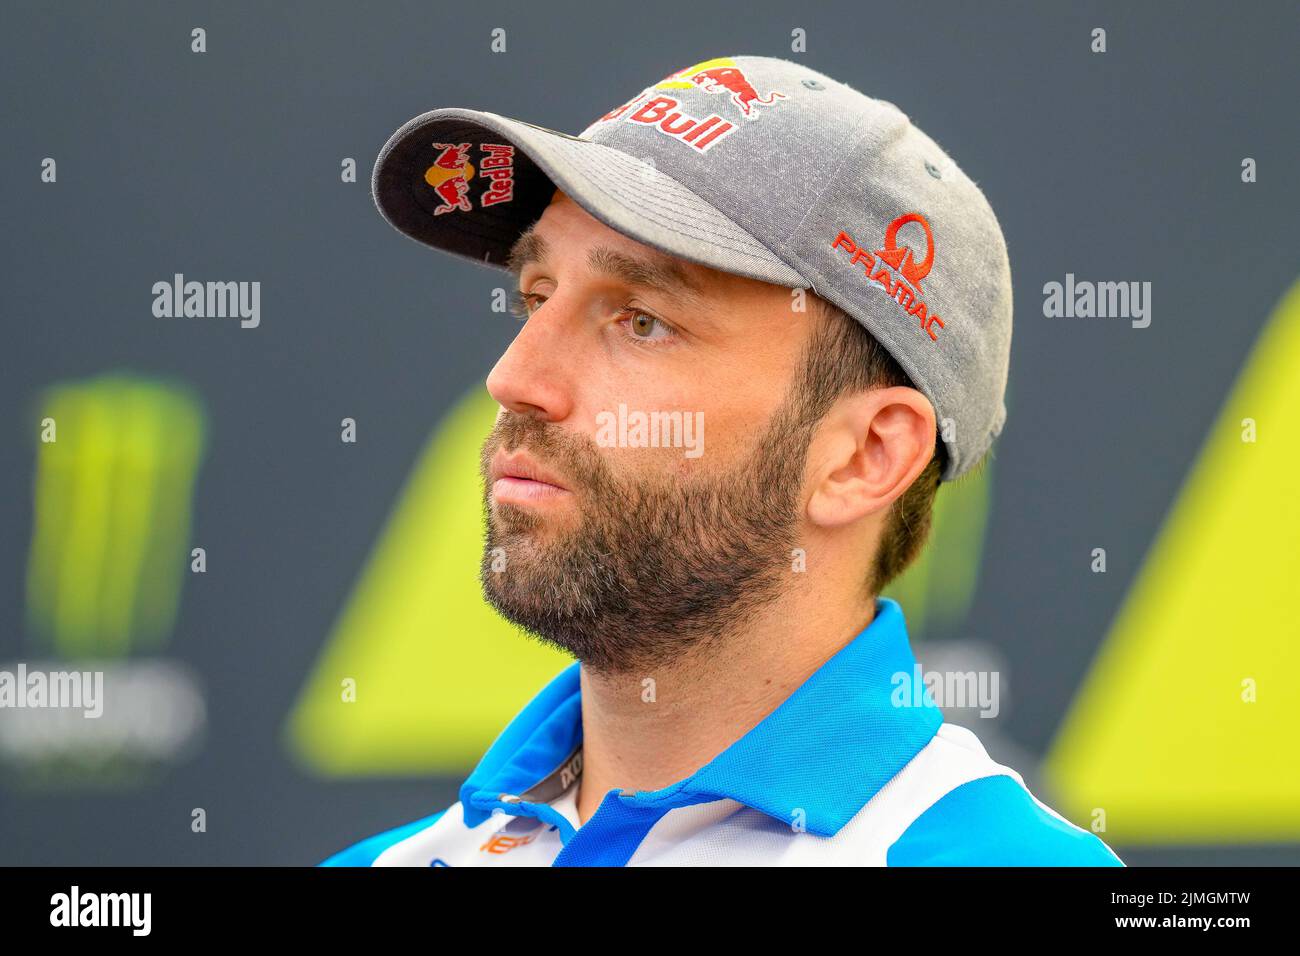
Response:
[423,142,516,216]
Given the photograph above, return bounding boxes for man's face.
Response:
[479,189,825,674]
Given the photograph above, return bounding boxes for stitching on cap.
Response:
[560,146,749,239]
[545,140,778,260]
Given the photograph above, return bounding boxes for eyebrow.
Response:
[506,224,708,306]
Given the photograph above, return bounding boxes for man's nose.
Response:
[486,297,576,423]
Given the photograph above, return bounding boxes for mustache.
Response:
[480,412,613,494]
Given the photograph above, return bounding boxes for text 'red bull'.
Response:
[478,144,515,207]
[626,96,735,152]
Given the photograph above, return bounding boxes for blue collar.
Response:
[459,597,941,837]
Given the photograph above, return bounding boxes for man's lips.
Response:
[489,450,572,506]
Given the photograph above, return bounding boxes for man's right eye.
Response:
[509,291,546,319]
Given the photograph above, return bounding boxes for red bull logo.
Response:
[831,213,945,342]
[584,57,785,148]
[423,142,516,216]
[677,65,786,119]
[589,92,735,151]
[478,144,515,206]
[424,142,474,215]
[626,97,735,151]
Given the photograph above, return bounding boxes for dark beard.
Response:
[478,395,818,675]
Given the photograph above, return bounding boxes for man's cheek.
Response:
[592,405,709,463]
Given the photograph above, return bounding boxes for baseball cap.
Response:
[372,55,1012,481]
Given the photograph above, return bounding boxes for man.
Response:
[322,55,1122,866]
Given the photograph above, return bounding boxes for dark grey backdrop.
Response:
[2,0,1298,865]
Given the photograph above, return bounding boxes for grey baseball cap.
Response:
[372,55,1012,481]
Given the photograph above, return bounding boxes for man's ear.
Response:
[806,386,937,529]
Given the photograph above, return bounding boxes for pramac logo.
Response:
[831,213,945,342]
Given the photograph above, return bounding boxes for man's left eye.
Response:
[622,309,674,342]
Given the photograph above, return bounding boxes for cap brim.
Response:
[372,107,807,288]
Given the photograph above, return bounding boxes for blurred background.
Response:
[2,0,1298,865]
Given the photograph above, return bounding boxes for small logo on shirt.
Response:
[480,830,541,854]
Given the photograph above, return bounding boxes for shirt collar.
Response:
[459,597,941,837]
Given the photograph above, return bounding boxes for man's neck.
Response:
[573,578,877,825]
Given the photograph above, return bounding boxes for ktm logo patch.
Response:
[831,213,945,342]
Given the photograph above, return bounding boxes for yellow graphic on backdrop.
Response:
[285,388,570,775]
[1045,278,1300,844]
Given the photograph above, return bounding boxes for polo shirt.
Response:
[320,597,1124,866]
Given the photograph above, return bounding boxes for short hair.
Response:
[794,294,944,595]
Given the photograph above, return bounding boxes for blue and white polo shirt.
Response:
[320,598,1123,867]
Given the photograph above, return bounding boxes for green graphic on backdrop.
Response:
[25,373,206,658]
[884,454,994,639]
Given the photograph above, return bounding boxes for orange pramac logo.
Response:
[831,213,944,341]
